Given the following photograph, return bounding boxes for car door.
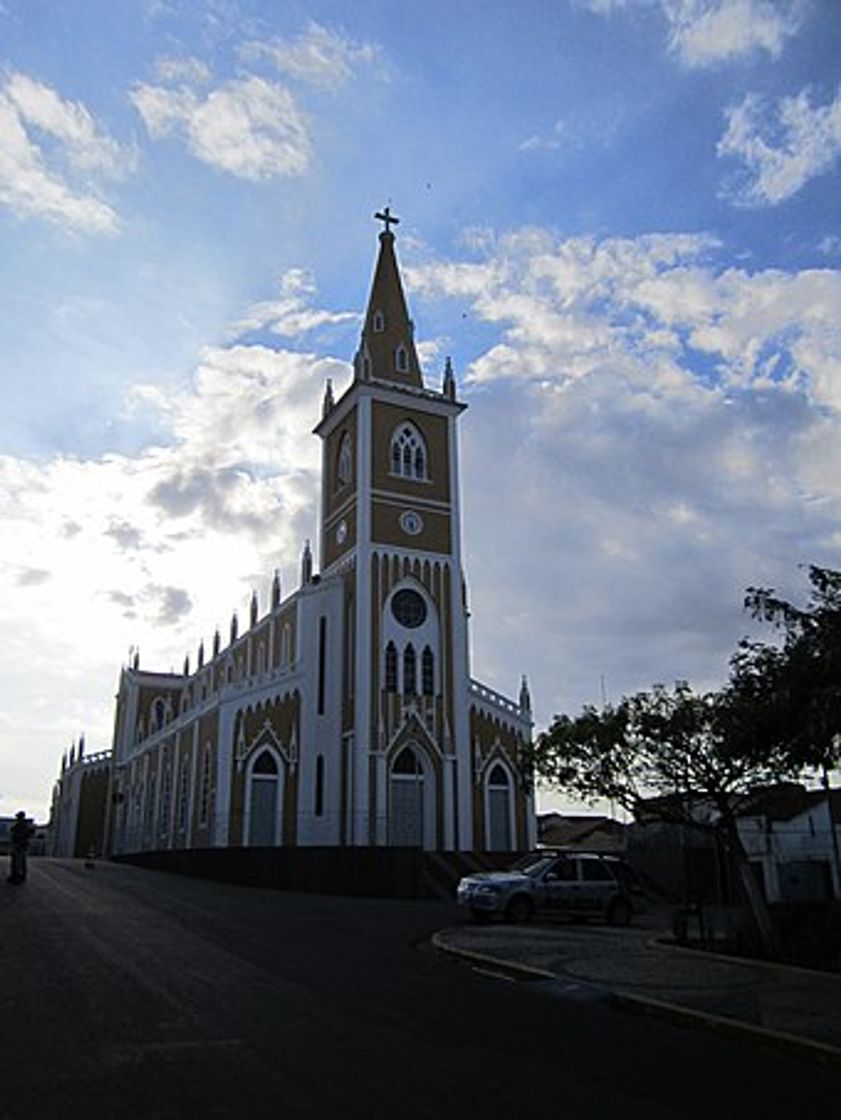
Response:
[576,856,616,915]
[540,855,578,914]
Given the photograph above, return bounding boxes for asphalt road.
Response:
[2,859,838,1119]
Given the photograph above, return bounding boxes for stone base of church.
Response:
[113,845,525,901]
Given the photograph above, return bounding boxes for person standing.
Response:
[8,811,35,884]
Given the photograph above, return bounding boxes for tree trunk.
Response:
[720,818,779,956]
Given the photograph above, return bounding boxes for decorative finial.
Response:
[322,378,335,418]
[272,568,281,610]
[198,640,205,669]
[443,356,456,400]
[301,539,313,585]
[230,611,238,644]
[213,628,221,657]
[374,206,400,235]
[250,590,258,627]
[519,674,532,715]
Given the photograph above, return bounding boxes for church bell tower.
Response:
[314,209,473,849]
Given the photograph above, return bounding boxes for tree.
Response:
[533,681,800,951]
[740,565,841,776]
[738,565,841,887]
[534,566,841,952]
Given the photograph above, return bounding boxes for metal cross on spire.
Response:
[374,206,400,234]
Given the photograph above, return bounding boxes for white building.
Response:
[106,216,535,857]
[738,784,841,902]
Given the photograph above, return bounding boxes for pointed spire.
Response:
[301,539,313,585]
[271,568,281,610]
[322,378,335,418]
[354,212,423,388]
[78,734,85,758]
[230,611,238,644]
[443,356,456,400]
[250,590,258,628]
[213,628,221,658]
[198,640,205,669]
[133,648,140,670]
[183,654,190,676]
[519,675,532,716]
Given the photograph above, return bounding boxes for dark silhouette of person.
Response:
[8,811,35,884]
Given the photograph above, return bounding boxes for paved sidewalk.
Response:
[434,914,841,1067]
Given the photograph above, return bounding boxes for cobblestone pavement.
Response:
[435,913,841,1057]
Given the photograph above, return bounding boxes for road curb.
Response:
[614,990,841,1070]
[431,931,556,982]
[432,930,841,1070]
[649,935,841,983]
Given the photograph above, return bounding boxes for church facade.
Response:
[107,219,535,857]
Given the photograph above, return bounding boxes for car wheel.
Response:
[469,908,492,924]
[504,895,533,925]
[607,898,632,927]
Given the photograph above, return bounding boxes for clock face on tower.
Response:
[399,510,423,536]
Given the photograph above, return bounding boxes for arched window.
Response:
[390,423,428,481]
[199,746,212,827]
[253,751,278,775]
[247,749,281,846]
[395,345,408,373]
[487,763,513,852]
[389,745,430,848]
[154,698,165,731]
[177,756,190,832]
[336,432,352,488]
[160,750,172,834]
[145,772,156,840]
[315,754,325,818]
[393,746,422,774]
[280,624,291,668]
[373,310,385,332]
[385,642,398,693]
[422,646,434,697]
[403,644,417,695]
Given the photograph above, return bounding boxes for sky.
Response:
[0,0,839,822]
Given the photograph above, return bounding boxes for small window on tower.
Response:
[385,642,398,692]
[373,310,385,332]
[403,644,417,695]
[422,646,434,696]
[396,345,408,373]
[336,433,352,489]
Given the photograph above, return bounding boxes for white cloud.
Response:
[409,230,841,415]
[408,228,841,723]
[0,336,351,815]
[241,21,381,90]
[0,70,131,233]
[155,56,212,85]
[718,87,841,206]
[665,0,802,67]
[579,0,802,67]
[131,74,312,180]
[232,268,358,337]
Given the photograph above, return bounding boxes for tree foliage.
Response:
[533,566,841,950]
[739,565,841,774]
[533,681,798,828]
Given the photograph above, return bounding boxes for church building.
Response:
[107,214,535,857]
